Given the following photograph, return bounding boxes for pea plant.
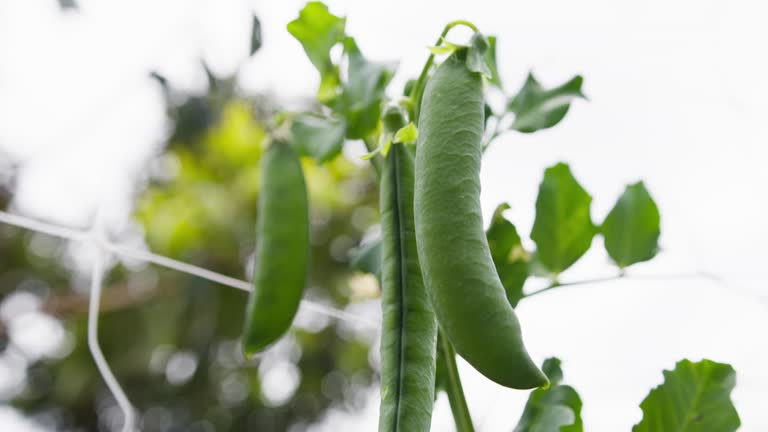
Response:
[243,2,741,431]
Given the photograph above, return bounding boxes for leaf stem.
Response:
[411,20,479,124]
[522,271,735,301]
[439,333,475,432]
[481,112,512,152]
[363,136,382,176]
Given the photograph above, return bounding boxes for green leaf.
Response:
[484,36,502,88]
[287,2,346,75]
[250,16,262,55]
[348,238,382,280]
[513,358,583,432]
[58,0,78,10]
[291,113,346,162]
[335,38,395,139]
[380,134,393,157]
[403,78,417,97]
[634,359,740,432]
[486,203,529,307]
[393,123,418,144]
[601,182,660,268]
[531,163,595,275]
[465,32,492,78]
[428,45,458,55]
[362,133,393,160]
[317,67,341,103]
[507,74,585,133]
[427,38,464,56]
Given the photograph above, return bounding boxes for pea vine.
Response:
[251,2,742,431]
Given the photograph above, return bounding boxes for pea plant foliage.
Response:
[242,2,742,431]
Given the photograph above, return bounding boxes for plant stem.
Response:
[522,271,732,301]
[363,136,382,176]
[411,20,478,124]
[439,333,475,432]
[481,113,510,152]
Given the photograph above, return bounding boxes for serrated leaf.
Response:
[514,358,583,432]
[484,36,502,88]
[601,182,660,268]
[486,203,529,307]
[508,74,585,133]
[287,2,346,75]
[393,123,417,144]
[250,16,262,55]
[291,113,346,162]
[634,359,740,432]
[465,32,492,78]
[349,237,382,280]
[334,38,395,139]
[531,163,595,275]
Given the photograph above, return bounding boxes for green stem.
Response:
[439,333,475,432]
[363,136,382,177]
[522,272,726,301]
[411,20,478,124]
[481,113,510,152]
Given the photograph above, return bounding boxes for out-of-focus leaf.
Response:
[291,113,346,163]
[286,1,346,75]
[349,237,382,280]
[634,359,740,432]
[484,36,502,88]
[170,97,217,144]
[465,33,491,78]
[404,78,416,96]
[287,2,345,102]
[507,74,585,133]
[58,0,78,10]
[318,69,342,104]
[601,182,661,268]
[334,38,395,139]
[250,16,262,55]
[513,358,583,432]
[486,203,529,307]
[204,101,265,168]
[530,163,595,275]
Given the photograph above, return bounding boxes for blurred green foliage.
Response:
[0,89,381,430]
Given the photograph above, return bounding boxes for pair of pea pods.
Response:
[242,48,546,431]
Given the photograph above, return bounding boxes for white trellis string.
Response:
[86,215,137,432]
[0,209,380,329]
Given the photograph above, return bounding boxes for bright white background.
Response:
[1,0,767,430]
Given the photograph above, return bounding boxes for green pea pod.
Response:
[379,143,438,431]
[242,140,309,356]
[414,49,547,389]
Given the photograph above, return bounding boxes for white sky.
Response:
[1,0,767,430]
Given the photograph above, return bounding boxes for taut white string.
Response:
[0,209,379,329]
[87,214,137,432]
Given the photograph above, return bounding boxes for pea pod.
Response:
[378,143,438,431]
[242,140,309,356]
[414,49,547,389]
